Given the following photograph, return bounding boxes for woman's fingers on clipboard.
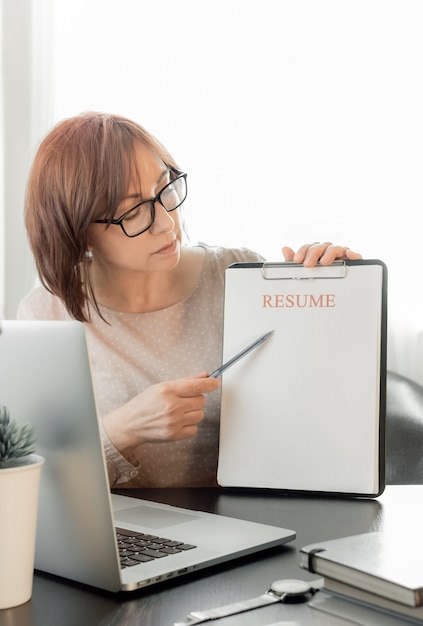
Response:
[282,242,362,267]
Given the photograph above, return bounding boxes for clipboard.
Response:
[217,260,387,497]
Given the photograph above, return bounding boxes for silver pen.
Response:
[209,330,274,378]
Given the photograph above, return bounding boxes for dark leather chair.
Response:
[386,370,423,484]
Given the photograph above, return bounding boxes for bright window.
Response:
[49,0,423,382]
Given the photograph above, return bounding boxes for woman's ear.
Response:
[86,229,94,251]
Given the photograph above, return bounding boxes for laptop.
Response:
[0,320,295,592]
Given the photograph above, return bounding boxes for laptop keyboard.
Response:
[116,527,197,568]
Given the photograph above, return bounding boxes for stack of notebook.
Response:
[300,532,423,625]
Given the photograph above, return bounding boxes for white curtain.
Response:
[3,0,423,386]
[0,4,4,317]
[0,0,54,320]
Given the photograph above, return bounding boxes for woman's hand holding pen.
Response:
[103,374,220,455]
[282,242,362,267]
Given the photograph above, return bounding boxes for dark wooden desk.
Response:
[1,486,422,626]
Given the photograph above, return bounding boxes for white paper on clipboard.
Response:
[217,260,387,497]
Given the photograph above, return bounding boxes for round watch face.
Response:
[270,579,312,596]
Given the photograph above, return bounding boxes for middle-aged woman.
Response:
[17,112,362,488]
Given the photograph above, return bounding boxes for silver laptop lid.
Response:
[0,320,121,591]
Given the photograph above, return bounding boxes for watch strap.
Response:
[174,591,279,625]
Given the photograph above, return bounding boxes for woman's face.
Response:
[87,142,183,275]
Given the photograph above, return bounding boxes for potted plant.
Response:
[0,405,44,609]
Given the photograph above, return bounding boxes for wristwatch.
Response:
[174,577,324,625]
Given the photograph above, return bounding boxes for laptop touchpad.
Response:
[115,505,198,529]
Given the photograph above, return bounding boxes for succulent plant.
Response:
[0,405,37,468]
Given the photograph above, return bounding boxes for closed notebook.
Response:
[301,532,423,607]
[308,592,417,626]
[322,577,423,624]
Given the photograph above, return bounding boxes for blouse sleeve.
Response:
[101,427,141,487]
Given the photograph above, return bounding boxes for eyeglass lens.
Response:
[121,175,187,237]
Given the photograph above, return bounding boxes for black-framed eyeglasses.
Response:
[94,172,187,238]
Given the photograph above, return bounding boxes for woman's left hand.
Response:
[282,242,362,267]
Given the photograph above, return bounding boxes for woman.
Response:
[17,112,362,488]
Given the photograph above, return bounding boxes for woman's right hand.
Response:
[102,373,220,456]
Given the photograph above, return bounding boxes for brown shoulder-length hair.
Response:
[25,111,181,322]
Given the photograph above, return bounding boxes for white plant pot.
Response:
[0,454,44,609]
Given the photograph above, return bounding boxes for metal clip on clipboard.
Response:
[261,260,347,280]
